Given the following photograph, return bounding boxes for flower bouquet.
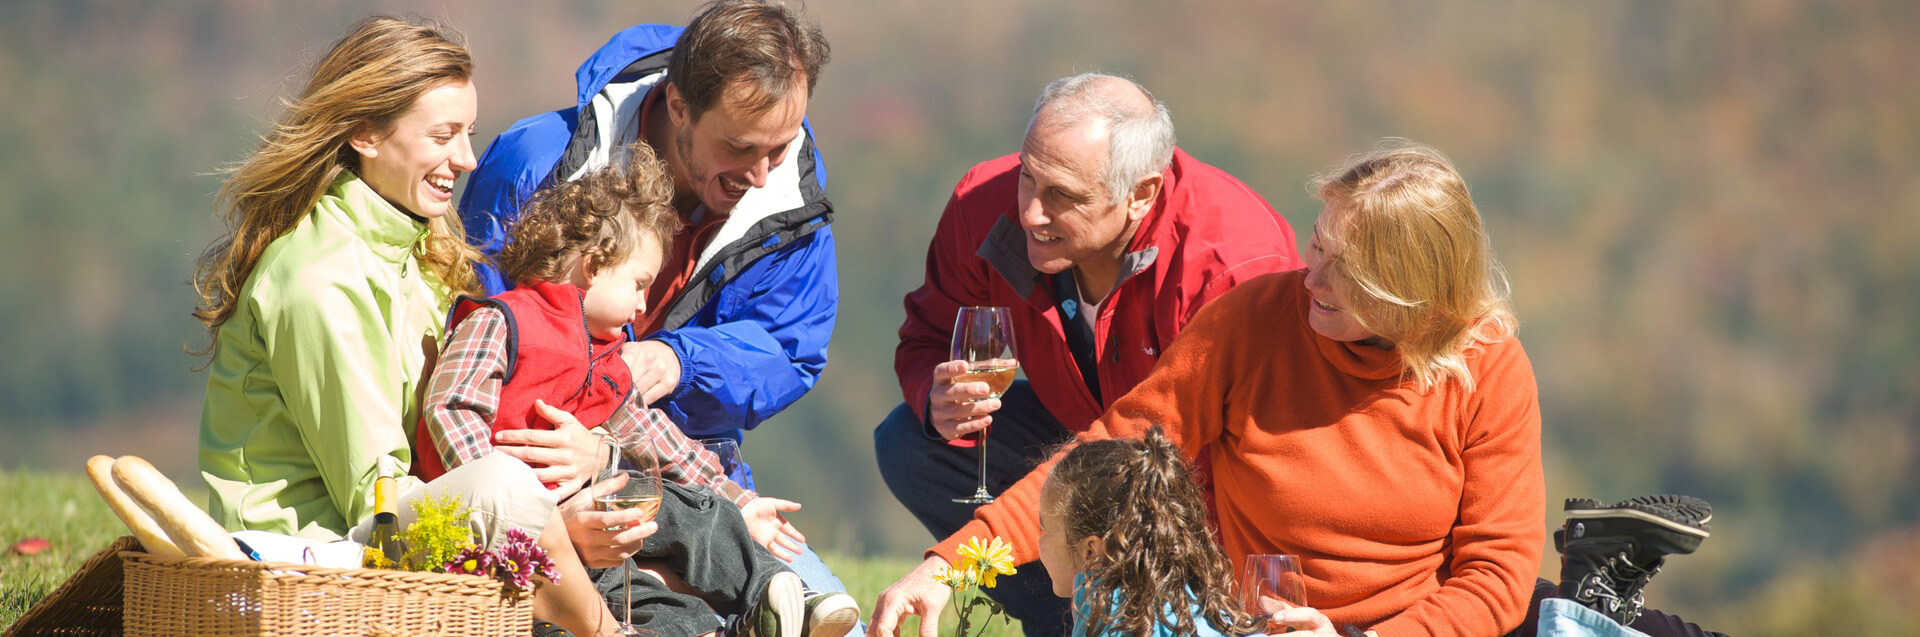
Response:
[362,494,559,593]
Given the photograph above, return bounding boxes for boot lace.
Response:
[1572,550,1661,624]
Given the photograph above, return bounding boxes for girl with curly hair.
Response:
[1038,426,1264,637]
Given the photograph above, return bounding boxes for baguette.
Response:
[110,455,247,560]
[85,455,186,558]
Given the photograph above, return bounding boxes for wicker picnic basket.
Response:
[118,550,532,637]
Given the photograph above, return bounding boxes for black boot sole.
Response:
[1563,495,1711,554]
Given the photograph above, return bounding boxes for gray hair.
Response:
[1029,72,1177,202]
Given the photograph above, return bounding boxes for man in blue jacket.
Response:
[459,0,854,625]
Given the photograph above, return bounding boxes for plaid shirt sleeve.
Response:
[606,403,756,506]
[422,306,508,472]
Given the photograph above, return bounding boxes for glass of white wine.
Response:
[951,306,1017,505]
[591,433,663,636]
[1241,553,1308,633]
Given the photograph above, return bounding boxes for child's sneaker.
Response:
[743,571,805,637]
[801,589,860,637]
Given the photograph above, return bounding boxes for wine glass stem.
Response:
[976,432,989,495]
[623,561,634,629]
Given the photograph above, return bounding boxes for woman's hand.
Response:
[558,475,659,569]
[492,399,604,499]
[867,556,954,637]
[739,497,806,562]
[1268,605,1340,636]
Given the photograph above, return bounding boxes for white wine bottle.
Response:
[368,457,405,568]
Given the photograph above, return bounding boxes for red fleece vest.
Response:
[414,281,633,480]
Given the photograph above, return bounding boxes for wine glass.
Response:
[1241,553,1308,633]
[700,438,741,485]
[950,306,1017,505]
[592,434,663,636]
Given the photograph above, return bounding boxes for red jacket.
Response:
[413,281,632,480]
[896,149,1300,439]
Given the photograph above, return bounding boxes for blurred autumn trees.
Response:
[0,1,1913,632]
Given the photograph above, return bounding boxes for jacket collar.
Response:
[573,25,683,112]
[976,154,1186,300]
[976,216,1160,302]
[328,171,429,265]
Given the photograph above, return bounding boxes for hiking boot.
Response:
[801,589,860,637]
[1555,495,1713,625]
[742,571,805,637]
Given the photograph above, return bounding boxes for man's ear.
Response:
[665,83,691,128]
[347,125,383,160]
[1126,172,1164,221]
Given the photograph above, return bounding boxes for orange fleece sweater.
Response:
[933,270,1544,636]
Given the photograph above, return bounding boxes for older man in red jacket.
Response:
[873,72,1301,636]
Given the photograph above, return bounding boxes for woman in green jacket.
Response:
[190,16,635,636]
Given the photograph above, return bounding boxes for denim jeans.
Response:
[874,381,1075,637]
[712,437,866,633]
[1507,579,1725,637]
[1535,599,1654,637]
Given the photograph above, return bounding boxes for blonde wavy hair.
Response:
[495,142,682,285]
[192,15,482,356]
[1309,139,1516,392]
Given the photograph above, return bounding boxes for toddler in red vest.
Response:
[417,142,858,637]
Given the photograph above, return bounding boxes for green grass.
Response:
[0,469,1023,635]
[822,550,1025,637]
[0,468,135,628]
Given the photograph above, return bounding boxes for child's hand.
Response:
[740,497,806,562]
[621,341,682,405]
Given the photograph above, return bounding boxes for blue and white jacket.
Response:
[460,25,837,470]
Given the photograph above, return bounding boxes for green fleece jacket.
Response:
[199,172,452,540]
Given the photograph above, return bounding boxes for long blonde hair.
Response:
[1309,139,1516,391]
[192,15,481,355]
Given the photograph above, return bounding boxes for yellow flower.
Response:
[956,536,1017,589]
[363,546,390,569]
[932,563,965,591]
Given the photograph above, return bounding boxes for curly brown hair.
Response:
[495,142,682,285]
[1045,426,1262,636]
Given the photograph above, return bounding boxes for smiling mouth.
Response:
[426,175,455,196]
[1029,230,1063,244]
[720,177,750,199]
[1312,298,1341,312]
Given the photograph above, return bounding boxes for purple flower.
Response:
[442,528,558,591]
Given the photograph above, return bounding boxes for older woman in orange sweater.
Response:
[872,141,1720,637]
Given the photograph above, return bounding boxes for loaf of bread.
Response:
[85,455,186,558]
[109,456,247,560]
